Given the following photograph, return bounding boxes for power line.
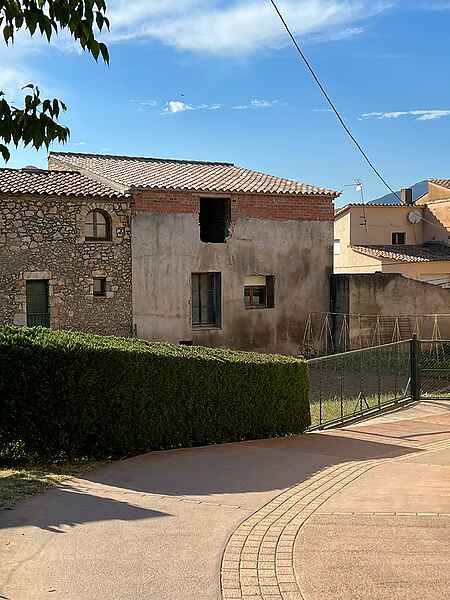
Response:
[268,0,402,202]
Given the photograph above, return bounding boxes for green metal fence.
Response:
[308,339,413,429]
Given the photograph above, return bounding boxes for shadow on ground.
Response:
[0,487,170,531]
[4,400,450,533]
[74,431,420,499]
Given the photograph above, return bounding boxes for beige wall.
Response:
[348,205,424,246]
[133,207,334,355]
[417,182,450,240]
[333,273,450,344]
[334,204,449,278]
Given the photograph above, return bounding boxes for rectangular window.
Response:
[244,275,275,309]
[244,286,267,308]
[93,277,107,297]
[26,280,50,327]
[333,239,341,255]
[192,272,221,327]
[392,232,406,245]
[199,198,231,243]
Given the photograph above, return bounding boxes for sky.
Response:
[2,1,450,207]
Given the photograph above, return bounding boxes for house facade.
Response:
[0,168,133,337]
[416,179,450,238]
[0,152,339,355]
[334,194,450,287]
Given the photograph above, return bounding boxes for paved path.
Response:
[1,400,450,600]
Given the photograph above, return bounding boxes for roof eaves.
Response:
[129,184,338,197]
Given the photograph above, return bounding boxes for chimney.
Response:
[401,188,413,205]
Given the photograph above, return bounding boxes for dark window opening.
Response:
[392,232,406,245]
[93,277,107,297]
[26,280,50,327]
[85,209,112,241]
[192,272,221,327]
[199,198,230,243]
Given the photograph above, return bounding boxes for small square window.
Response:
[244,286,267,308]
[244,276,275,309]
[334,239,341,255]
[93,277,107,297]
[392,232,406,245]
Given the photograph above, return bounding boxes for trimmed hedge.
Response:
[0,327,310,461]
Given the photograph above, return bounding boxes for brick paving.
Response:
[221,435,450,600]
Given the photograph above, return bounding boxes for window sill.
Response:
[244,306,272,310]
[85,239,113,243]
[192,325,222,331]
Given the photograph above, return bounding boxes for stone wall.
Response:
[0,194,132,337]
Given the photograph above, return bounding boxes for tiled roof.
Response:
[352,243,450,263]
[0,168,127,198]
[49,152,339,197]
[335,203,416,218]
[430,179,450,190]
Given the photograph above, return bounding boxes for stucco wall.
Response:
[0,194,132,336]
[132,198,333,355]
[332,273,450,341]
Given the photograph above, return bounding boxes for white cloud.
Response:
[163,100,194,113]
[251,99,278,108]
[363,110,450,121]
[0,67,32,99]
[231,99,283,110]
[162,98,284,114]
[105,0,393,55]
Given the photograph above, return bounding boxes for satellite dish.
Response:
[408,210,422,225]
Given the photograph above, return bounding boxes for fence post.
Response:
[410,335,420,402]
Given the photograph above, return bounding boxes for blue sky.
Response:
[2,1,450,207]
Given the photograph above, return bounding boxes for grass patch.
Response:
[0,461,104,510]
[309,392,409,428]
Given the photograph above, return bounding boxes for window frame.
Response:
[333,239,341,255]
[93,277,107,297]
[243,275,275,310]
[244,285,267,309]
[392,232,406,245]
[85,209,112,242]
[191,272,222,328]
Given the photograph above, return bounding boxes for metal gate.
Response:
[308,340,413,429]
[307,337,450,429]
[419,340,450,399]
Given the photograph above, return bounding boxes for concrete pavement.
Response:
[1,400,450,600]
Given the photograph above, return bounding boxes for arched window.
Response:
[85,209,111,241]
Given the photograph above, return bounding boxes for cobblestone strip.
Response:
[221,460,379,599]
[221,436,450,600]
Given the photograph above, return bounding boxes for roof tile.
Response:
[430,179,450,191]
[352,243,450,263]
[0,168,127,198]
[49,152,339,197]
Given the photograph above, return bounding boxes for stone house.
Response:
[1,152,339,354]
[0,167,132,336]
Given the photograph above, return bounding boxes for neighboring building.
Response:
[44,151,339,354]
[0,167,132,336]
[334,188,450,287]
[416,179,450,239]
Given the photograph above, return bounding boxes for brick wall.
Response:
[132,190,334,221]
[0,194,132,336]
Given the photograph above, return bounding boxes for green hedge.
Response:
[0,326,309,461]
